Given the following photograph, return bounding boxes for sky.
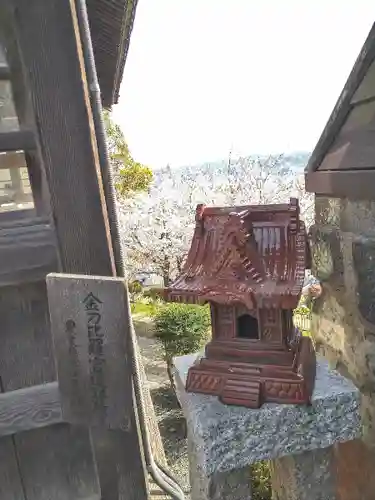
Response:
[112,0,374,169]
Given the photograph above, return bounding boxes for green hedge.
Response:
[154,303,211,387]
[154,303,211,359]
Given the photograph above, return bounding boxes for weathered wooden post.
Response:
[47,273,149,500]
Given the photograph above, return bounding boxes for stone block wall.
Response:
[311,196,375,496]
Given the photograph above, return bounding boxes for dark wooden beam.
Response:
[11,0,116,275]
[0,383,62,437]
[0,214,50,228]
[0,208,36,223]
[305,170,375,200]
[0,219,58,286]
[0,130,35,151]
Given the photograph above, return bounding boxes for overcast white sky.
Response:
[112,1,374,169]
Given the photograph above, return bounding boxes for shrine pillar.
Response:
[175,353,360,500]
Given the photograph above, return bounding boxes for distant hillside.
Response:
[153,151,311,186]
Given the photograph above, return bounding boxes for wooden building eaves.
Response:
[305,22,375,199]
[87,0,139,108]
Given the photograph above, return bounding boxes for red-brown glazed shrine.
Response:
[163,198,316,409]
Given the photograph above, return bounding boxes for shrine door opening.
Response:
[237,313,259,340]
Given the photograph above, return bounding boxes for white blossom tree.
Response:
[119,155,314,283]
[119,165,216,285]
[217,153,313,224]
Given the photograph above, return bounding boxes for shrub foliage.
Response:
[128,280,143,295]
[154,303,211,386]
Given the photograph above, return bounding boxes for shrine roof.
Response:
[164,198,308,310]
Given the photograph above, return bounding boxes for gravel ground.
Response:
[137,336,191,498]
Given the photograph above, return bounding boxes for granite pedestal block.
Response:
[174,353,360,500]
[270,447,336,500]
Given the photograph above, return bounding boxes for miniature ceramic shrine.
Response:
[163,198,316,408]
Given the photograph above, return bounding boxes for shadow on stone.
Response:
[150,385,190,495]
[151,385,180,412]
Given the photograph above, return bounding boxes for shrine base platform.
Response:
[174,353,360,500]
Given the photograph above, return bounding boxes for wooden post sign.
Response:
[47,273,149,499]
[46,273,133,430]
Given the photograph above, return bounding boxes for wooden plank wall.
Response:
[12,0,116,275]
[0,382,61,438]
[0,0,153,497]
[0,439,26,499]
[0,219,57,287]
[0,1,149,498]
[0,283,100,500]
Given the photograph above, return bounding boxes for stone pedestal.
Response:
[174,353,360,500]
[271,447,336,500]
